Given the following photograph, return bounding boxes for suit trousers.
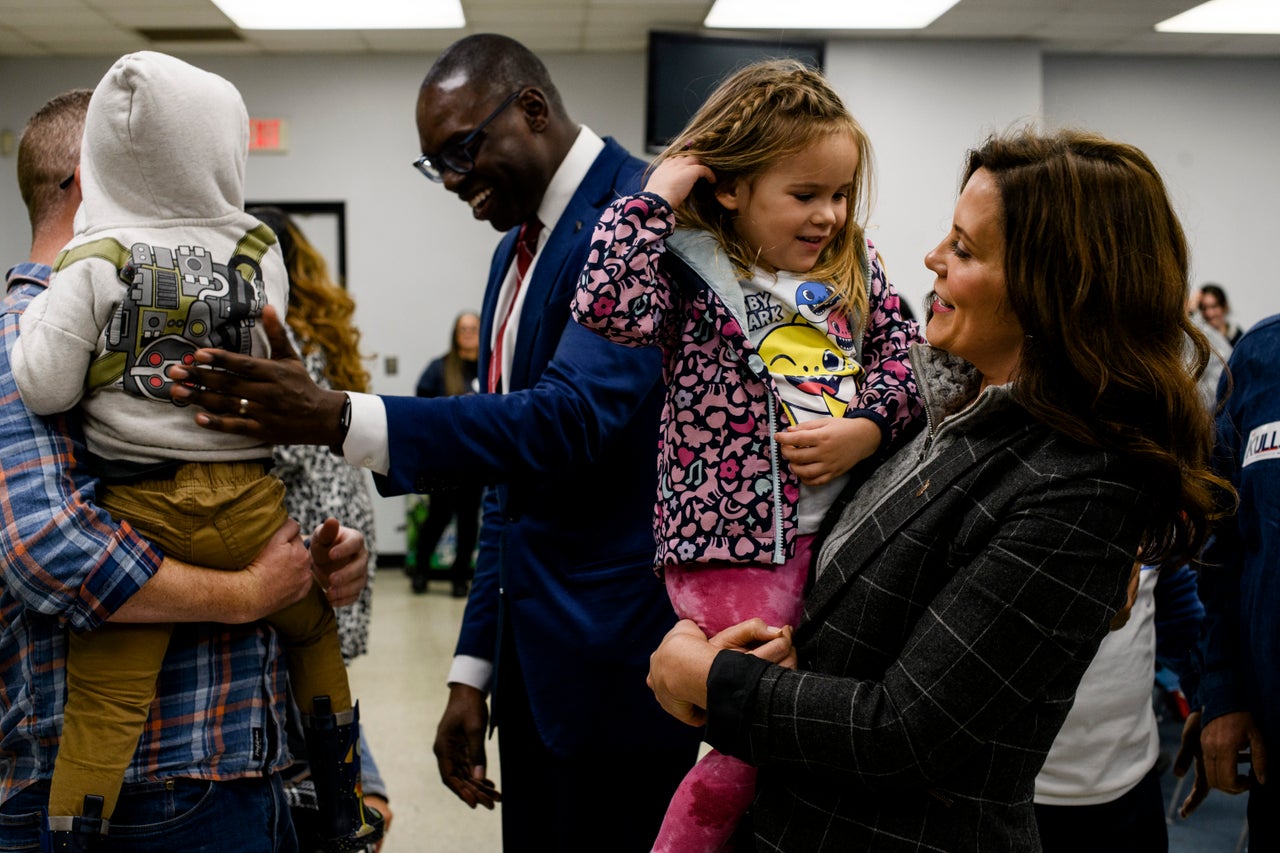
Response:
[1248,775,1278,852]
[496,627,697,853]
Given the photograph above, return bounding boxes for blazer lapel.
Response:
[802,410,1036,629]
[505,217,576,391]
[506,139,632,391]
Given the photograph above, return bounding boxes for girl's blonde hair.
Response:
[657,59,873,323]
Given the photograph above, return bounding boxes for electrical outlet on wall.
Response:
[385,355,398,376]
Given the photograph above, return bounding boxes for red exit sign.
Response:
[249,118,289,154]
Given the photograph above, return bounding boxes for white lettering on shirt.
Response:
[1243,420,1280,468]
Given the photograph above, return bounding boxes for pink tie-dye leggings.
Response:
[652,535,813,853]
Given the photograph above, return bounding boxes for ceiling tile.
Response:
[359,29,470,52]
[244,30,373,52]
[102,7,230,27]
[0,0,1276,57]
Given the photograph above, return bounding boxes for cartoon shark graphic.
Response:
[794,281,855,351]
[756,315,862,424]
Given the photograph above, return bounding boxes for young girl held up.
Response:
[571,59,922,852]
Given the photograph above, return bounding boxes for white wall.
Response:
[2,42,1278,553]
[825,40,1043,317]
[1043,54,1280,332]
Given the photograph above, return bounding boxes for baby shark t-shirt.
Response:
[741,269,864,534]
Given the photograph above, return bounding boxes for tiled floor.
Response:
[346,569,502,853]
[351,569,1252,853]
[1160,718,1251,852]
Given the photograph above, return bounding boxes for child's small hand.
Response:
[776,417,882,486]
[645,156,716,209]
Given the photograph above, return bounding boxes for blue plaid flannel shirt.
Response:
[0,264,290,805]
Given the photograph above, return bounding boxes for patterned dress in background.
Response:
[272,345,376,662]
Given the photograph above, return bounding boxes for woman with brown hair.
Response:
[645,128,1228,851]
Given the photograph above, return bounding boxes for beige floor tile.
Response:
[347,572,503,853]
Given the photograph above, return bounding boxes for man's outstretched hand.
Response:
[167,305,346,447]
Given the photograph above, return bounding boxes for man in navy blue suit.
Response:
[171,33,699,852]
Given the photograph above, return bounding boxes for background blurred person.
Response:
[1198,283,1244,346]
[411,311,482,598]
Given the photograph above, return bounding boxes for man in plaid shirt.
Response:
[0,90,369,853]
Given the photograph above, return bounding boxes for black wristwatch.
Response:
[329,394,352,455]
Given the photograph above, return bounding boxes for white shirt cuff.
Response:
[447,655,493,694]
[341,392,390,475]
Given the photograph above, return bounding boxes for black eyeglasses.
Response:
[58,172,75,190]
[412,90,523,183]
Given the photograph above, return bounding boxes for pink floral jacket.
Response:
[571,193,921,568]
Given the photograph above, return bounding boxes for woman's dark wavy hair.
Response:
[965,128,1230,567]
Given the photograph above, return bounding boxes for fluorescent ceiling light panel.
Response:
[210,0,465,30]
[1156,0,1280,34]
[705,0,961,29]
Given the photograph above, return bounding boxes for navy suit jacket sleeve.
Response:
[382,325,662,669]
[377,323,661,494]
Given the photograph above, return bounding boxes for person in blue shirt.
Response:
[1179,314,1280,847]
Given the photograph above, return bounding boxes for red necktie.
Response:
[488,219,543,393]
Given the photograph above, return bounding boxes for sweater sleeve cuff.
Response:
[843,407,890,452]
[1198,669,1246,725]
[705,650,772,758]
[631,191,674,217]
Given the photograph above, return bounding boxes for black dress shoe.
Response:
[451,581,469,598]
[411,570,428,595]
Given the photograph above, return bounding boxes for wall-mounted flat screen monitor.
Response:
[645,30,825,154]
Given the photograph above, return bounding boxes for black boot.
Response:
[41,795,107,853]
[302,697,384,853]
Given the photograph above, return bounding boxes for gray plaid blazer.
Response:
[707,347,1154,852]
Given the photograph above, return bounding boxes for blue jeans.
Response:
[0,775,298,853]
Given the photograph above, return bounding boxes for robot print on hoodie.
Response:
[104,242,265,405]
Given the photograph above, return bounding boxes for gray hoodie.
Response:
[13,51,288,466]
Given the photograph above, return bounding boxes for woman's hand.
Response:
[648,618,796,726]
[710,618,797,669]
[644,156,716,210]
[648,620,716,726]
[776,416,882,486]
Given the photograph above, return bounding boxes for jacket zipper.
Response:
[767,380,784,564]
